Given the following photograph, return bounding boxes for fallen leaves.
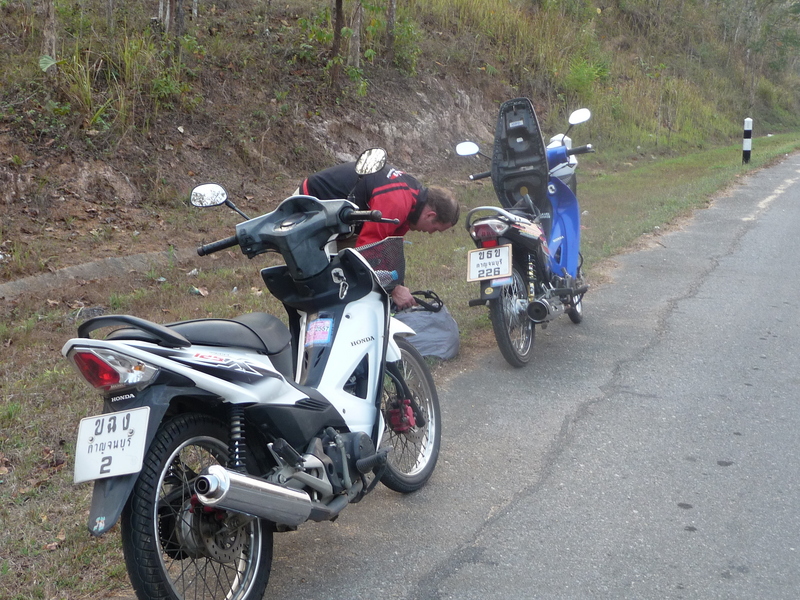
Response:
[44,531,66,551]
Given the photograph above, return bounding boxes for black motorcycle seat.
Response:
[492,97,549,214]
[107,312,291,356]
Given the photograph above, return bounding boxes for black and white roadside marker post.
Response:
[742,117,752,164]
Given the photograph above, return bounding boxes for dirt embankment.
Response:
[1,72,508,296]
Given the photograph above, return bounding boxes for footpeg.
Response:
[271,439,303,468]
[356,448,390,474]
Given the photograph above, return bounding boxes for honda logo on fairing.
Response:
[110,393,136,402]
[351,336,375,347]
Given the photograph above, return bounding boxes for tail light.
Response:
[68,348,159,392]
[469,219,509,242]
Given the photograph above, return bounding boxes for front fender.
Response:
[387,316,415,362]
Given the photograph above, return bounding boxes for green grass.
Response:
[579,133,800,267]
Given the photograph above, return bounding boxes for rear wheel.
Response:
[489,266,534,367]
[380,339,441,493]
[121,413,273,600]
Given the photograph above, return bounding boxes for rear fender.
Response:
[476,275,516,302]
[85,385,216,536]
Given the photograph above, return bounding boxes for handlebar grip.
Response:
[197,235,239,256]
[567,144,594,156]
[341,209,384,224]
[469,171,492,181]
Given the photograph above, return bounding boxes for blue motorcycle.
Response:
[457,97,594,367]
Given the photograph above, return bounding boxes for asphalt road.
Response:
[260,154,800,600]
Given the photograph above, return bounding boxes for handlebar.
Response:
[468,170,492,181]
[567,144,594,156]
[196,207,401,258]
[340,207,400,225]
[197,235,239,256]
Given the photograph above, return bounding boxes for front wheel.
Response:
[566,261,586,324]
[121,413,273,600]
[380,338,441,493]
[566,296,583,324]
[489,266,534,367]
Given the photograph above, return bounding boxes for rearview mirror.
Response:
[456,141,480,157]
[355,148,387,176]
[568,108,591,126]
[191,184,228,208]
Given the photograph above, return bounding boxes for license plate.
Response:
[74,407,150,484]
[467,245,512,282]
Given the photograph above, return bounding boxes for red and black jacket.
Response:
[300,162,427,246]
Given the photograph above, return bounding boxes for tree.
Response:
[330,0,345,87]
[41,0,57,79]
[386,0,396,65]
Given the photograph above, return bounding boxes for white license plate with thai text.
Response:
[74,407,150,484]
[467,245,512,282]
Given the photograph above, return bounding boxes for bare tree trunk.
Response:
[386,0,396,65]
[164,0,174,34]
[348,2,362,68]
[330,0,344,88]
[175,0,185,37]
[42,0,58,78]
[106,0,115,32]
[174,0,185,67]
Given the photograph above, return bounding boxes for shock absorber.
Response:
[228,405,247,473]
[527,252,537,300]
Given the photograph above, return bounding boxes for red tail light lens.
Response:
[73,351,121,389]
[470,219,509,242]
[69,348,158,392]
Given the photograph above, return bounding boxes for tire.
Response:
[566,261,585,324]
[121,413,273,600]
[489,266,534,367]
[379,338,441,493]
[566,297,583,324]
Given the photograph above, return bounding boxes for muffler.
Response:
[195,464,312,527]
[527,297,564,323]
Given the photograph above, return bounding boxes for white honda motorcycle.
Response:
[63,148,441,600]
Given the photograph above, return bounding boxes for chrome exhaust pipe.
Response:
[527,298,564,323]
[195,464,312,527]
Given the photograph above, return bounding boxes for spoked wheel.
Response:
[379,338,441,493]
[566,262,586,324]
[121,413,273,600]
[566,295,584,324]
[489,266,534,367]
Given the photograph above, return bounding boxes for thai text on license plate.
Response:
[74,406,150,484]
[467,245,512,282]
